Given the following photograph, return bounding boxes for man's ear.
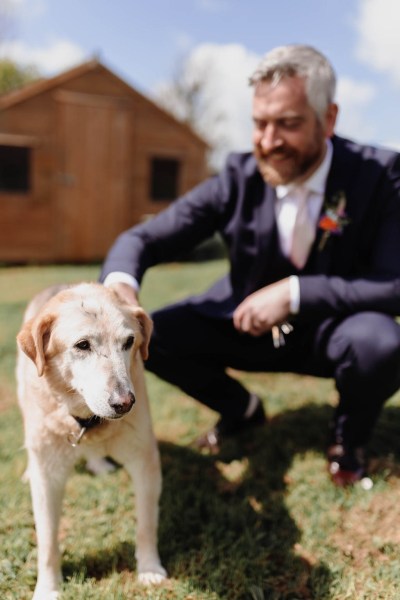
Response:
[17,313,56,377]
[130,307,153,361]
[324,102,338,138]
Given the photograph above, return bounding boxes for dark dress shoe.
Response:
[327,443,368,486]
[193,401,267,454]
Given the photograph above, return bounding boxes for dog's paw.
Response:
[138,566,167,586]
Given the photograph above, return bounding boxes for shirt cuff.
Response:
[289,275,300,314]
[103,271,140,292]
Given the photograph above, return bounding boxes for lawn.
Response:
[2,261,400,599]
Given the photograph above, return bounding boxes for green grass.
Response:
[2,262,400,599]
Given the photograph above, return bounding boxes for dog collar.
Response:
[68,415,103,447]
[73,415,103,430]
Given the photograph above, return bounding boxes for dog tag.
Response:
[67,427,87,447]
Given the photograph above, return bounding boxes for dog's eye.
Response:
[123,335,134,351]
[74,340,91,351]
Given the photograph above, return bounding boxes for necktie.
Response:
[289,187,316,269]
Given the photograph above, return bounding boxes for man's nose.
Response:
[259,124,283,152]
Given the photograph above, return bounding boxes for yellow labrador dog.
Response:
[16,283,167,600]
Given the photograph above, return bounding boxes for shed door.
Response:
[55,90,133,260]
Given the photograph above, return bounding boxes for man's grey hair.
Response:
[249,44,336,120]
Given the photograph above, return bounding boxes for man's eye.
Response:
[281,119,302,130]
[253,119,265,130]
[74,340,91,351]
[123,335,134,351]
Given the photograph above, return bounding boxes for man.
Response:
[100,44,400,486]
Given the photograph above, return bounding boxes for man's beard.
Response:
[255,131,325,187]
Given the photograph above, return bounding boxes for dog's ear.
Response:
[130,307,153,361]
[17,312,56,377]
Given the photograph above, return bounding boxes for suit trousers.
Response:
[146,300,400,446]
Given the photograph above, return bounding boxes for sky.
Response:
[1,0,400,166]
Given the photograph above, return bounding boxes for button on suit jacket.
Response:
[100,135,400,323]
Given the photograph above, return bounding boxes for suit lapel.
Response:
[242,183,281,295]
[255,183,277,254]
[307,137,356,274]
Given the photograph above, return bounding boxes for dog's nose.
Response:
[109,391,135,415]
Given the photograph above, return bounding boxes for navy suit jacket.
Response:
[100,135,400,323]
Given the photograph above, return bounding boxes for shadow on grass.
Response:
[62,540,136,581]
[158,403,335,600]
[61,403,400,600]
[158,402,400,599]
[368,405,400,476]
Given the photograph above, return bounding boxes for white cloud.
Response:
[335,76,377,140]
[156,43,259,168]
[0,38,86,74]
[355,0,400,86]
[337,77,376,108]
[189,43,258,144]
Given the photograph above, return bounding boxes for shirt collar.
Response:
[275,138,333,200]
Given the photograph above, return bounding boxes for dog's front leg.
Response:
[27,448,70,600]
[123,441,167,585]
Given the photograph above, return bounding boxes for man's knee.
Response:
[327,312,400,394]
[346,313,400,368]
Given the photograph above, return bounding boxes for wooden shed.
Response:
[0,59,209,263]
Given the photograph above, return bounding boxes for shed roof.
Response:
[0,58,209,148]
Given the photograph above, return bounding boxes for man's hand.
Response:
[233,278,291,337]
[108,282,140,307]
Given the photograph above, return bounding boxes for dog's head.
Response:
[17,283,153,420]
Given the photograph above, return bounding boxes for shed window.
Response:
[0,145,31,192]
[150,157,180,201]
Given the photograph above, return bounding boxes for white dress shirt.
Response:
[276,139,333,312]
[275,139,333,257]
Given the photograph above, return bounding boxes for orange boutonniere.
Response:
[318,190,350,251]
